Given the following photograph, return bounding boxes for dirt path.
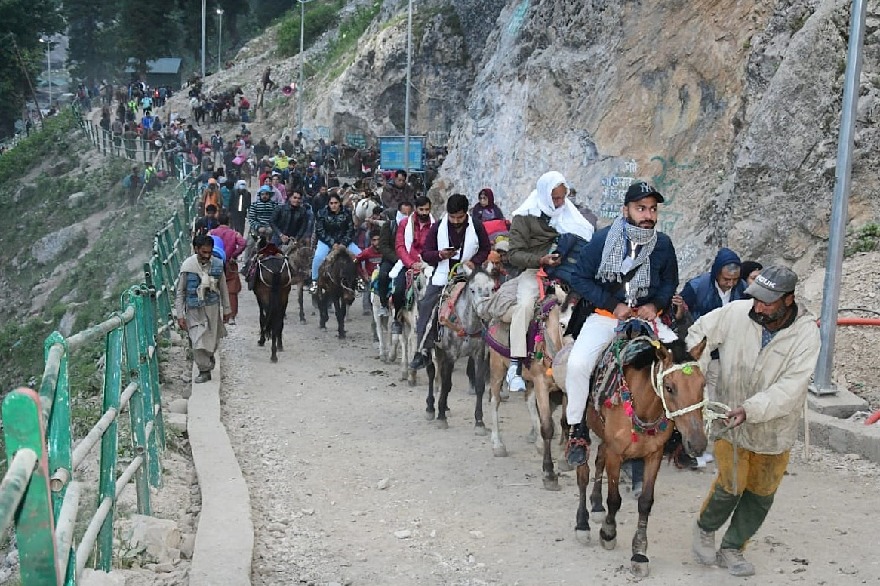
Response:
[220,292,879,586]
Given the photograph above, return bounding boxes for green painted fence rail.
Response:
[0,182,200,584]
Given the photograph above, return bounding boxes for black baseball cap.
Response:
[624,181,664,204]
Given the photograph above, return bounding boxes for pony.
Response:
[484,284,571,491]
[394,267,430,386]
[315,248,358,338]
[424,266,494,430]
[284,240,313,324]
[567,328,708,577]
[252,250,293,362]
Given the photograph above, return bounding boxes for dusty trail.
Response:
[220,292,879,586]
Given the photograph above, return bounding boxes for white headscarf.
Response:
[512,171,594,241]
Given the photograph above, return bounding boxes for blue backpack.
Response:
[545,233,589,286]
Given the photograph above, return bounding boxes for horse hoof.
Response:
[257,340,265,347]
[338,333,346,339]
[575,530,591,545]
[492,446,508,457]
[424,410,435,421]
[474,425,488,437]
[600,535,616,550]
[590,510,606,523]
[435,419,449,430]
[630,555,649,577]
[557,458,574,472]
[543,477,561,491]
[300,319,307,324]
[499,390,510,401]
[270,355,278,363]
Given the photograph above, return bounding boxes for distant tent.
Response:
[124,58,183,89]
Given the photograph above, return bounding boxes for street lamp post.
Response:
[217,8,224,74]
[201,0,206,78]
[297,0,313,132]
[403,0,413,173]
[39,36,51,108]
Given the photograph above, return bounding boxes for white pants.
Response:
[511,269,540,358]
[565,313,677,425]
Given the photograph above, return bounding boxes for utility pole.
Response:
[403,0,413,172]
[217,8,224,74]
[297,0,312,132]
[812,0,869,395]
[201,0,207,78]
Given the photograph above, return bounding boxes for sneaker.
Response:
[409,351,429,370]
[692,522,716,565]
[695,455,711,468]
[506,363,526,393]
[377,306,389,317]
[194,371,212,384]
[391,321,403,335]
[716,548,755,577]
[308,282,318,294]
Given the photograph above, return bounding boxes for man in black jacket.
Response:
[564,181,680,467]
[270,191,312,249]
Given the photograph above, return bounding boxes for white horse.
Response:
[393,266,431,386]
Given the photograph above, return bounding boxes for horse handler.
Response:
[175,234,232,383]
[688,265,820,577]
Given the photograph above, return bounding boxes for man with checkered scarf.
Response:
[564,181,680,468]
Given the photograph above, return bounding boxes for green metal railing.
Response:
[0,182,200,584]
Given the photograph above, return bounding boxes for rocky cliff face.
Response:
[306,0,880,276]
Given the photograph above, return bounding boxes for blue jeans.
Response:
[311,241,362,280]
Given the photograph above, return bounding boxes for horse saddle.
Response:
[484,296,560,364]
[369,269,393,297]
[438,281,468,335]
[590,323,659,413]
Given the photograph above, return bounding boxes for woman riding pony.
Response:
[310,193,362,293]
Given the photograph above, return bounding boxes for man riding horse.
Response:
[389,196,435,330]
[408,193,491,370]
[506,171,594,392]
[270,190,312,251]
[564,181,680,468]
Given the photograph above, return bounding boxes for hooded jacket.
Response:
[686,300,820,454]
[680,248,747,320]
[315,206,355,247]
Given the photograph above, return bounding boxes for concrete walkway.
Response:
[187,355,253,585]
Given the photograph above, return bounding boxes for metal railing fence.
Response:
[0,181,199,584]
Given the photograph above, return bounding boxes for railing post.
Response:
[2,389,61,585]
[121,291,152,516]
[96,326,123,571]
[145,259,172,338]
[43,332,72,520]
[139,285,166,451]
[133,289,163,487]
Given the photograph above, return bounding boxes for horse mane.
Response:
[626,338,693,371]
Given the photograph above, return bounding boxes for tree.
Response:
[0,0,64,135]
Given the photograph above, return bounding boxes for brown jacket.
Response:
[508,214,558,270]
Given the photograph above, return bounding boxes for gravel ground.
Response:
[221,291,880,586]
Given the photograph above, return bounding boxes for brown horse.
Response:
[485,287,570,491]
[253,251,292,362]
[284,241,313,324]
[314,248,358,338]
[569,329,707,577]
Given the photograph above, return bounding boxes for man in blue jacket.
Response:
[564,181,680,467]
[679,248,746,322]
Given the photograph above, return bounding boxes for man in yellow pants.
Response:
[685,265,820,577]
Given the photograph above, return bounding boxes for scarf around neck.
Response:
[595,217,658,306]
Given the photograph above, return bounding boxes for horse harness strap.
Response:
[256,255,292,288]
[438,280,482,338]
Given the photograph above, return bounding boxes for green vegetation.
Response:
[277,0,346,57]
[318,1,383,80]
[0,110,80,184]
[845,222,880,257]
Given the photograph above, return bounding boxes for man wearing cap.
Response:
[242,185,278,269]
[304,163,324,199]
[564,180,679,467]
[689,265,820,577]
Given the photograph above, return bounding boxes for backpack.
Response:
[545,233,589,287]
